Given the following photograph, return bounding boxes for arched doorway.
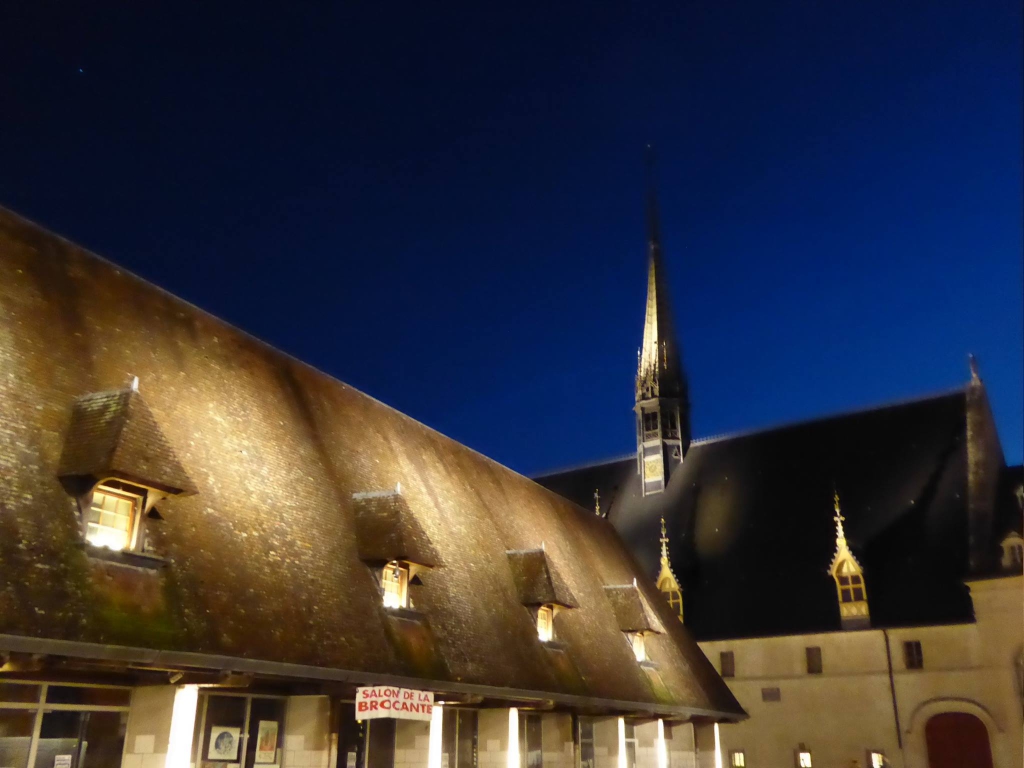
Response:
[925,712,993,768]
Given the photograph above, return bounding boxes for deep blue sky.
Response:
[2,1,1021,474]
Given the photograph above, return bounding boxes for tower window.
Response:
[837,570,865,602]
[805,646,822,674]
[903,640,923,670]
[537,605,554,642]
[84,485,141,551]
[628,632,646,662]
[642,411,659,436]
[381,561,410,609]
[663,411,678,438]
[719,651,735,678]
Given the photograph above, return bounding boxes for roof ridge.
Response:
[691,386,967,447]
[532,387,967,478]
[0,206,552,493]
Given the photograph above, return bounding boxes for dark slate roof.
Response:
[995,464,1023,537]
[353,489,441,567]
[506,549,578,608]
[57,388,198,496]
[0,207,742,721]
[604,584,665,634]
[537,391,1001,641]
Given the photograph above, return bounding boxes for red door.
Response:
[925,712,993,768]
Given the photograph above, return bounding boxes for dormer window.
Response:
[604,583,665,664]
[628,631,647,662]
[381,560,410,609]
[536,605,554,642]
[829,492,870,630]
[84,484,142,551]
[506,548,577,644]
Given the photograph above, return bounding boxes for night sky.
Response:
[2,1,1021,474]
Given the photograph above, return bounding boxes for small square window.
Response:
[805,646,822,674]
[729,751,745,768]
[628,632,646,662]
[761,687,781,702]
[797,750,812,768]
[84,486,141,551]
[903,640,923,670]
[381,561,410,609]
[720,651,735,678]
[537,605,554,642]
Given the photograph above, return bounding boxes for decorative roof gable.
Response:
[506,548,577,608]
[604,582,665,634]
[352,486,440,568]
[58,386,197,497]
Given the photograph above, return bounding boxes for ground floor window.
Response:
[575,717,594,768]
[441,709,477,768]
[0,681,130,768]
[191,693,285,768]
[519,713,542,768]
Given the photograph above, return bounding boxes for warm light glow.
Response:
[537,605,554,642]
[730,752,745,768]
[798,752,812,768]
[166,685,199,768]
[428,704,444,768]
[713,724,722,768]
[630,632,646,662]
[869,753,884,768]
[617,717,626,768]
[382,561,409,609]
[507,709,519,768]
[656,720,668,768]
[85,487,138,550]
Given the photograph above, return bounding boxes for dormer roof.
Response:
[604,582,665,634]
[58,387,197,497]
[506,548,577,608]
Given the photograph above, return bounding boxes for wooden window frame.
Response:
[720,651,735,678]
[628,632,646,662]
[796,749,812,767]
[381,561,410,609]
[729,750,745,768]
[83,483,144,552]
[805,646,822,675]
[536,605,554,642]
[903,640,924,670]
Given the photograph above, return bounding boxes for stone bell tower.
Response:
[635,149,690,496]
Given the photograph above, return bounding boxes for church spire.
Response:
[634,147,690,495]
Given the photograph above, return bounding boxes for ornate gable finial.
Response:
[829,488,870,630]
[594,488,601,517]
[833,487,846,543]
[656,516,684,622]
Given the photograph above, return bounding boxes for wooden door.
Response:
[925,712,993,768]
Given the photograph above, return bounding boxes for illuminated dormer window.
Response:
[537,605,554,642]
[829,492,870,629]
[797,750,812,768]
[84,484,143,551]
[381,560,410,609]
[628,631,647,662]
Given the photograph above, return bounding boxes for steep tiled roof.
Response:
[604,583,665,634]
[353,489,441,567]
[537,391,1004,640]
[58,388,197,496]
[0,207,742,720]
[506,548,577,608]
